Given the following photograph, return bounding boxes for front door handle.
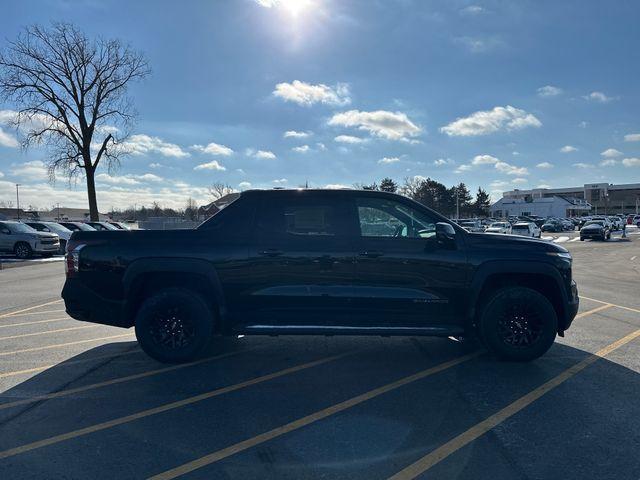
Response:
[259,249,284,257]
[359,250,384,258]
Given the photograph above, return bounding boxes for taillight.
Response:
[65,243,86,277]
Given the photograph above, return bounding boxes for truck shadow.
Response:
[0,337,638,480]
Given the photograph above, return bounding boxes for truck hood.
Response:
[464,231,569,254]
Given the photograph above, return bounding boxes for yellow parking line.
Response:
[0,317,70,329]
[0,300,63,319]
[147,352,481,480]
[0,324,99,341]
[580,295,640,315]
[0,333,132,357]
[0,350,140,379]
[0,309,67,319]
[387,327,640,480]
[574,304,613,319]
[0,353,350,460]
[0,348,255,411]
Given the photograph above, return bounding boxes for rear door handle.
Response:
[359,250,384,258]
[259,249,284,257]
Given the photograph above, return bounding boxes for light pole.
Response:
[15,184,21,220]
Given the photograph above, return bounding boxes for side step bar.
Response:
[238,325,465,337]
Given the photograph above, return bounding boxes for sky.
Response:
[0,0,639,211]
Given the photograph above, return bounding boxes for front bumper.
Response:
[580,231,604,239]
[34,242,60,253]
[61,278,130,328]
[562,280,579,333]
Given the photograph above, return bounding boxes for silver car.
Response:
[0,221,60,259]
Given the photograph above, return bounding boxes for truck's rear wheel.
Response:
[135,288,214,363]
[479,286,557,361]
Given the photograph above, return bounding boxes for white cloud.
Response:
[246,148,276,159]
[454,36,503,53]
[10,160,48,181]
[460,5,484,15]
[121,134,190,158]
[273,178,288,184]
[96,174,140,185]
[572,162,593,169]
[583,91,616,103]
[536,162,553,169]
[191,142,233,156]
[149,163,163,168]
[624,133,640,142]
[490,180,509,189]
[622,157,640,167]
[96,173,164,186]
[472,154,499,165]
[378,157,400,164]
[238,181,252,190]
[512,177,528,184]
[560,145,578,153]
[292,145,310,153]
[328,110,421,141]
[0,171,3,178]
[454,164,472,173]
[0,127,19,148]
[325,183,350,189]
[433,158,453,166]
[440,105,541,136]
[273,80,351,107]
[601,148,622,158]
[193,160,226,171]
[537,184,552,189]
[495,161,529,176]
[537,85,563,97]
[316,142,327,151]
[334,135,365,144]
[284,130,312,139]
[600,159,618,167]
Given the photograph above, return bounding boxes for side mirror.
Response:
[435,222,456,248]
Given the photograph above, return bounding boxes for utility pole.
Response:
[57,202,60,220]
[455,188,460,220]
[15,184,20,220]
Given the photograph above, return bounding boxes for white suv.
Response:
[511,221,541,238]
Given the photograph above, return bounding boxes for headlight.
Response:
[547,251,572,259]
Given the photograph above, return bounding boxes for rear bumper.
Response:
[61,278,130,328]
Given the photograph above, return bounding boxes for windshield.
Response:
[4,222,37,234]
[585,221,604,227]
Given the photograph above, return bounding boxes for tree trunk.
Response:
[85,167,99,221]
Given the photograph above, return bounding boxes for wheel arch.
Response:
[469,261,568,334]
[122,258,227,331]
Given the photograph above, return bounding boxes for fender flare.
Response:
[123,257,227,324]
[468,260,568,322]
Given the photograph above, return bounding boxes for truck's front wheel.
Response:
[479,286,557,361]
[135,288,214,363]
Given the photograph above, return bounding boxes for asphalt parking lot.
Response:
[0,233,639,479]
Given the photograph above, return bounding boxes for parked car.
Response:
[85,221,119,231]
[59,221,97,232]
[107,221,130,230]
[484,222,512,234]
[541,219,563,233]
[560,218,575,231]
[511,221,541,238]
[591,216,613,230]
[62,189,578,364]
[457,219,484,232]
[580,220,611,241]
[0,221,60,259]
[25,221,72,254]
[634,215,640,227]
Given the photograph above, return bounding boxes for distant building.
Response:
[490,196,592,218]
[0,208,38,220]
[502,182,640,214]
[39,207,109,221]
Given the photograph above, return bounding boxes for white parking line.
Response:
[554,236,570,243]
[542,236,553,241]
[569,237,580,242]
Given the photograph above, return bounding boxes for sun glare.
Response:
[277,0,313,17]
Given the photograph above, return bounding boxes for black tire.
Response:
[134,287,214,363]
[14,242,33,259]
[479,286,557,362]
[580,237,584,241]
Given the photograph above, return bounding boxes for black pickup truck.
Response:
[62,189,579,363]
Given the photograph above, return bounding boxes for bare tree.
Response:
[0,23,149,220]
[208,182,234,200]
